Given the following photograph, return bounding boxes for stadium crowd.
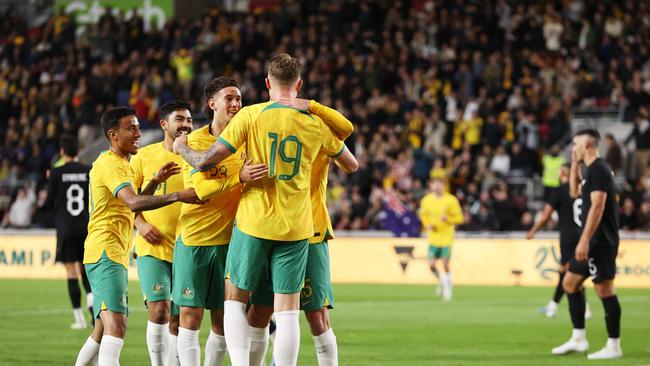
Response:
[1,1,650,232]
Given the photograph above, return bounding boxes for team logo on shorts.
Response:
[182,287,194,299]
[152,283,164,293]
[119,294,127,307]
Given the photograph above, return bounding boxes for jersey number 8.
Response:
[268,132,302,181]
[66,183,84,216]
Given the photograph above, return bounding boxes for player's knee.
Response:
[562,278,579,293]
[168,315,179,335]
[247,305,273,328]
[594,283,615,299]
[148,302,170,324]
[305,309,330,336]
[180,308,203,329]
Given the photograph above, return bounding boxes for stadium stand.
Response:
[1,1,650,231]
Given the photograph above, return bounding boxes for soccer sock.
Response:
[75,336,100,366]
[68,279,82,309]
[224,300,251,366]
[313,328,338,366]
[249,326,270,366]
[602,295,621,339]
[86,292,95,324]
[73,308,87,327]
[553,272,565,303]
[567,291,586,331]
[167,334,180,366]
[177,328,200,366]
[446,272,453,290]
[146,321,168,366]
[274,310,301,366]
[98,335,123,366]
[205,330,228,366]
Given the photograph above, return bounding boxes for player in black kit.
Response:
[527,164,590,320]
[41,134,94,330]
[551,129,622,359]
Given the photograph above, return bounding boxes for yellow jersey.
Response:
[177,125,244,246]
[84,150,135,268]
[308,102,354,244]
[219,101,344,241]
[419,192,463,247]
[130,142,184,262]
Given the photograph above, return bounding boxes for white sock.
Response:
[547,300,558,309]
[607,338,621,349]
[313,328,338,366]
[75,336,100,366]
[445,272,453,289]
[274,310,300,366]
[224,300,251,366]
[177,328,201,366]
[572,328,586,340]
[87,292,94,308]
[205,330,228,366]
[146,321,169,366]
[249,326,270,366]
[73,308,87,326]
[98,335,123,366]
[168,334,180,366]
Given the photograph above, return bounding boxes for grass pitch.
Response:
[0,280,648,365]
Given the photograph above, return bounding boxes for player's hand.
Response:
[571,149,579,164]
[175,188,203,204]
[525,230,535,240]
[575,239,589,262]
[173,132,188,154]
[239,158,268,183]
[135,220,164,245]
[153,162,181,184]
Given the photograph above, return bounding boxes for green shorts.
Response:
[85,252,128,318]
[171,236,228,309]
[136,255,180,315]
[428,245,452,260]
[251,241,334,311]
[226,225,308,294]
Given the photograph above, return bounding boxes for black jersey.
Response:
[546,183,582,241]
[581,158,619,248]
[42,161,91,235]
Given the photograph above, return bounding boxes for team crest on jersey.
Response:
[182,287,194,299]
[152,283,163,293]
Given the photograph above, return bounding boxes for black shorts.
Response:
[559,235,580,265]
[587,245,618,284]
[55,233,85,263]
[568,257,589,277]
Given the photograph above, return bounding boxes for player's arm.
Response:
[569,151,581,198]
[116,184,199,212]
[575,190,607,262]
[40,170,57,210]
[526,204,554,239]
[447,198,464,225]
[419,198,432,231]
[189,158,267,201]
[138,162,181,196]
[282,98,355,140]
[174,138,232,172]
[333,146,358,173]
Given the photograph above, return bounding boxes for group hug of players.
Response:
[47,54,357,366]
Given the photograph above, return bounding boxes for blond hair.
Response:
[268,53,301,86]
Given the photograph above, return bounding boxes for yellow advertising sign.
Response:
[1,235,649,288]
[328,237,650,288]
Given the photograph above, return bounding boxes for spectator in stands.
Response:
[625,112,650,179]
[605,133,624,175]
[619,198,641,231]
[2,185,35,228]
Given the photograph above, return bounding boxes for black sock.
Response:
[567,291,586,329]
[81,269,92,294]
[553,272,566,303]
[602,295,621,338]
[67,279,81,308]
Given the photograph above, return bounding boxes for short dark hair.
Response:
[101,106,136,139]
[575,128,601,147]
[202,77,240,119]
[160,100,192,120]
[60,133,79,157]
[268,53,301,85]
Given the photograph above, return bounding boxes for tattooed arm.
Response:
[173,133,233,171]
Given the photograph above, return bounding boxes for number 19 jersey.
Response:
[218,101,344,241]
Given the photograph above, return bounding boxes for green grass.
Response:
[0,281,648,365]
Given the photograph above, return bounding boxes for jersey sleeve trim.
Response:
[330,145,346,158]
[217,136,237,154]
[261,102,315,120]
[113,182,132,197]
[190,168,199,176]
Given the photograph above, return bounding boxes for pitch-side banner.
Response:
[1,235,649,287]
